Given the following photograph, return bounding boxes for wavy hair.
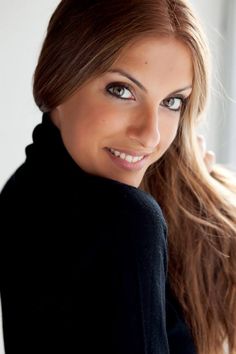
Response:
[33,0,236,352]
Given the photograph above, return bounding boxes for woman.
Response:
[1,0,236,353]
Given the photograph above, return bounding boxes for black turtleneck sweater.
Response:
[0,113,196,354]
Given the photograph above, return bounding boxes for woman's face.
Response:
[51,36,193,187]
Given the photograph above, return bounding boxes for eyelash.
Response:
[106,82,134,99]
[106,82,188,113]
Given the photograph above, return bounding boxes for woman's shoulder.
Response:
[85,176,168,259]
[87,174,166,225]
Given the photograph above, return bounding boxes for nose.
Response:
[127,105,160,149]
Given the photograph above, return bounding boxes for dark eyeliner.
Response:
[105,82,134,100]
[163,94,187,112]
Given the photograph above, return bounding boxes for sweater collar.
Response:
[24,112,138,191]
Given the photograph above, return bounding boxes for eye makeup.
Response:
[105,81,134,100]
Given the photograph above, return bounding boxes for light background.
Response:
[0,1,236,191]
[0,1,236,353]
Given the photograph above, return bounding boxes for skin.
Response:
[51,36,193,187]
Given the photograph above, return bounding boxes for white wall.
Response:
[0,0,60,190]
[190,0,236,170]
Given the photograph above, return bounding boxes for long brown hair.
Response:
[33,0,236,352]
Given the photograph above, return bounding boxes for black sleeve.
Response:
[107,186,169,354]
[0,174,169,354]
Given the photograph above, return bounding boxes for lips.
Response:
[105,147,149,171]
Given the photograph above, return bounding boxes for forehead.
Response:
[110,36,193,93]
[116,35,192,66]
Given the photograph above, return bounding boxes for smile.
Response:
[105,147,149,171]
[108,148,144,163]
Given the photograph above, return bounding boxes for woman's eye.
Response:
[106,83,134,100]
[161,97,184,112]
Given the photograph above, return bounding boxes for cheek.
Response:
[84,102,128,134]
[61,101,124,149]
[61,100,108,133]
[159,115,179,148]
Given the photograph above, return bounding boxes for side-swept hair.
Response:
[33,1,236,353]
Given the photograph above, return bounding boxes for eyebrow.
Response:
[107,68,192,96]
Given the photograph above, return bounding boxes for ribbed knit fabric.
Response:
[0,113,172,354]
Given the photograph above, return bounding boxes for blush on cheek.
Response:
[161,124,179,149]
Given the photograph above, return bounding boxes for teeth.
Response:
[109,148,144,163]
[125,155,133,163]
[132,156,141,163]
